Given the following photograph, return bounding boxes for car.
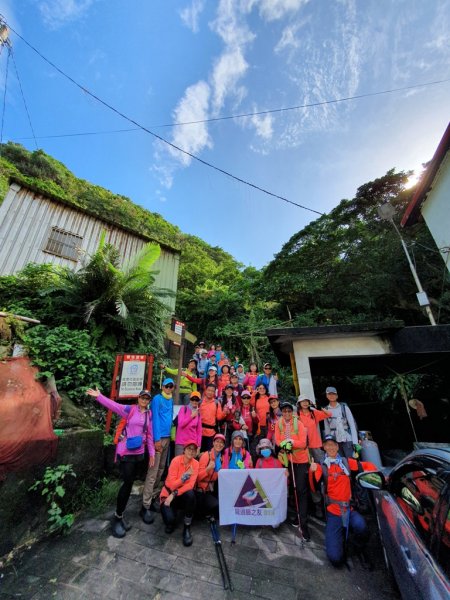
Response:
[357,448,450,600]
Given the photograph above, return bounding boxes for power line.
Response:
[9,49,38,149]
[5,24,325,216]
[12,77,450,141]
[0,46,9,145]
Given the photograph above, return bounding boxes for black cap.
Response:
[280,401,293,411]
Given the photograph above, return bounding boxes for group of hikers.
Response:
[86,341,377,568]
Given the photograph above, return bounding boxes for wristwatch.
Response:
[172,489,178,497]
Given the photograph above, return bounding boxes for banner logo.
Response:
[234,474,272,508]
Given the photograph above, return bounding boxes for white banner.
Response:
[218,469,287,526]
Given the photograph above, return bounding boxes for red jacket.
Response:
[309,458,377,516]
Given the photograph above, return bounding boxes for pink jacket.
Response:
[97,393,155,458]
[175,405,202,448]
[243,373,258,389]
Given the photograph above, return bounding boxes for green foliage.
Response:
[29,465,76,534]
[262,169,450,326]
[22,325,112,403]
[70,477,121,516]
[0,142,182,250]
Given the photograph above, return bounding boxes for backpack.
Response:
[326,402,359,439]
[320,458,371,515]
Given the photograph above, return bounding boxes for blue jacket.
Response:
[151,393,173,441]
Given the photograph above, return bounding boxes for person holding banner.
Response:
[255,438,283,469]
[195,433,226,518]
[86,387,155,538]
[274,401,310,540]
[160,440,200,546]
[141,378,174,524]
[222,430,253,469]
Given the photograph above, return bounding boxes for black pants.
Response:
[201,435,214,452]
[289,462,309,523]
[160,489,197,526]
[195,490,219,518]
[117,455,144,515]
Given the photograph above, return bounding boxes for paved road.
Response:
[0,494,399,600]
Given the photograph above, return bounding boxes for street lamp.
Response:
[377,202,436,326]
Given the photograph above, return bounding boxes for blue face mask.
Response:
[261,448,271,458]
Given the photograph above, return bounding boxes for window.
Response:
[44,227,83,261]
[393,466,444,547]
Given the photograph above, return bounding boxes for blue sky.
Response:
[0,0,449,268]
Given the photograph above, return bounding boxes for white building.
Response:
[401,122,450,274]
[0,182,180,311]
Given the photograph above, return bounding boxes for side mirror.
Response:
[356,471,386,490]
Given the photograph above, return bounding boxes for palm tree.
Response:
[46,233,172,352]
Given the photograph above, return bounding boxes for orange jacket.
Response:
[197,449,222,491]
[274,416,308,463]
[160,455,199,502]
[253,394,270,427]
[309,458,377,516]
[298,408,331,449]
[200,396,219,437]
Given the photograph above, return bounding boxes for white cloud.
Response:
[258,0,309,22]
[179,0,205,33]
[211,47,248,114]
[275,20,305,53]
[210,0,255,47]
[38,0,95,29]
[168,80,212,167]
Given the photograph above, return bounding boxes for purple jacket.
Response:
[175,405,202,448]
[97,393,155,458]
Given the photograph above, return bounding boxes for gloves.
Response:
[236,460,245,469]
[280,440,293,453]
[353,444,362,459]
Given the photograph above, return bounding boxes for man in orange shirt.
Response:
[274,401,310,540]
[309,434,377,566]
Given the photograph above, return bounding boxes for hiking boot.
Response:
[140,506,155,524]
[182,516,193,546]
[111,515,126,538]
[165,524,175,534]
[121,516,132,532]
[300,521,311,542]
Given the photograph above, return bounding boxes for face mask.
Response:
[261,448,271,458]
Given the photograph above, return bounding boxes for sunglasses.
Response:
[164,384,174,389]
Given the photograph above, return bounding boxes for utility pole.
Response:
[378,203,436,326]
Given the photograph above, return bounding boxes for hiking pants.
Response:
[325,510,368,566]
[160,489,197,527]
[290,462,309,523]
[195,490,219,518]
[338,441,354,458]
[142,436,170,508]
[117,457,143,515]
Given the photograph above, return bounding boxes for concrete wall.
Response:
[0,429,104,559]
[0,184,180,311]
[293,334,391,402]
[421,151,450,273]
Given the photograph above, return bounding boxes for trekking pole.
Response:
[288,454,305,546]
[208,517,233,591]
[231,523,237,544]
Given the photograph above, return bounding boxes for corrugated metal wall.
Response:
[0,184,180,311]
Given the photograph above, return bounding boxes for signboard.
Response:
[218,468,287,526]
[118,354,147,398]
[174,320,184,336]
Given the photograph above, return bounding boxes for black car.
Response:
[358,448,450,599]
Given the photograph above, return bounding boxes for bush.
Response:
[23,325,112,403]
